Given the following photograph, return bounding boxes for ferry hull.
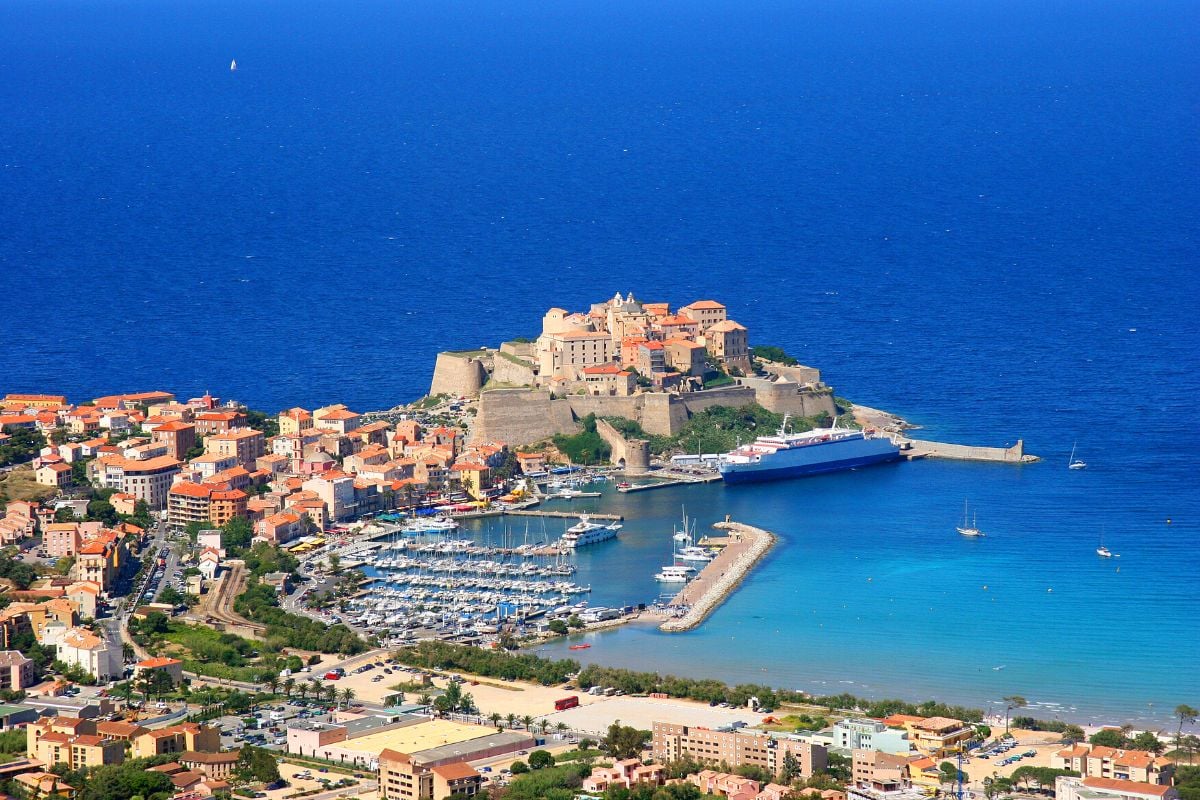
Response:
[719,447,901,484]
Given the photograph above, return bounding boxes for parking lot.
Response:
[212,698,339,751]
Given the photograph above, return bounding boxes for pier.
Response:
[506,509,622,521]
[900,437,1039,463]
[659,520,776,633]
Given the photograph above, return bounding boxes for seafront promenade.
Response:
[660,520,776,632]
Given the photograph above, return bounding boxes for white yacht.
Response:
[676,545,714,563]
[559,515,618,549]
[654,565,695,583]
[956,500,984,537]
[1069,442,1087,470]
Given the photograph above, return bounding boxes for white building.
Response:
[54,627,122,682]
[1056,777,1178,800]
[832,718,913,755]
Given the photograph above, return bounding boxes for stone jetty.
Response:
[659,520,776,633]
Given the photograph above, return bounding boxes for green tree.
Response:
[54,556,75,576]
[1178,706,1199,755]
[1003,695,1026,735]
[158,585,186,606]
[1090,728,1129,748]
[548,619,568,635]
[567,615,584,630]
[86,499,118,525]
[1062,724,1087,744]
[1133,731,1165,754]
[602,720,651,759]
[780,750,801,784]
[236,745,281,783]
[221,516,254,553]
[511,760,529,775]
[528,749,555,769]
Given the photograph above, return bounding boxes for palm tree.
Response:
[121,643,135,663]
[1176,705,1198,756]
[296,683,309,702]
[341,688,355,710]
[283,677,296,698]
[506,713,517,730]
[490,712,503,731]
[265,675,279,697]
[1002,696,1026,736]
[325,684,338,704]
[555,721,568,737]
[521,714,534,731]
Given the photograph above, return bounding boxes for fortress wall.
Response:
[474,389,576,445]
[490,352,536,387]
[678,386,759,417]
[767,363,822,385]
[595,418,650,474]
[429,352,488,398]
[499,341,535,359]
[563,394,643,423]
[742,380,837,418]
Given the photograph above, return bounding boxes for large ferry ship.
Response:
[718,416,901,484]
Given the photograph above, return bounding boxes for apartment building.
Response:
[205,428,265,469]
[1054,745,1176,785]
[378,749,483,800]
[151,420,196,460]
[652,722,827,779]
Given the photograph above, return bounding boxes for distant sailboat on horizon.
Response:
[1069,441,1087,470]
[1097,528,1113,558]
[956,499,984,537]
[230,59,238,72]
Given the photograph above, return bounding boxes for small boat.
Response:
[1068,442,1087,470]
[230,59,237,71]
[568,643,591,650]
[654,565,695,583]
[1096,529,1112,557]
[956,500,984,537]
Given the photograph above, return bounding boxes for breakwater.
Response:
[659,520,776,633]
[900,437,1038,463]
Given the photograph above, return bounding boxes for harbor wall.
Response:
[429,351,490,398]
[737,378,837,418]
[903,438,1035,463]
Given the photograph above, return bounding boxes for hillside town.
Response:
[0,293,1195,800]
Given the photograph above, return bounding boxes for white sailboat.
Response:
[956,499,984,537]
[229,59,237,71]
[1068,442,1087,470]
[1096,529,1112,558]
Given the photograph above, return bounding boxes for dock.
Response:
[505,510,623,521]
[899,437,1039,463]
[659,519,776,633]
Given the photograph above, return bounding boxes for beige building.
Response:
[704,319,751,373]
[96,455,181,510]
[378,749,483,800]
[652,722,827,778]
[1056,776,1179,800]
[1054,745,1175,785]
[131,723,220,759]
[36,462,73,488]
[0,650,36,691]
[278,407,314,435]
[135,656,184,687]
[314,406,362,434]
[853,749,911,792]
[679,299,728,332]
[904,717,976,758]
[43,522,82,558]
[205,428,265,469]
[537,330,613,382]
[580,364,635,396]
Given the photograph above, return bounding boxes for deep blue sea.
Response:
[2,0,1197,726]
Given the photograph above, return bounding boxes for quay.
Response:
[899,437,1039,463]
[659,519,776,633]
[506,509,622,521]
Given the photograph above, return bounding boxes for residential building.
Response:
[853,749,912,792]
[35,462,72,488]
[537,329,614,383]
[1056,777,1179,800]
[582,759,665,793]
[704,319,751,373]
[278,407,314,436]
[135,656,184,687]
[95,720,148,742]
[679,299,728,332]
[179,750,240,779]
[96,455,181,510]
[0,651,36,691]
[515,452,547,474]
[209,487,248,526]
[636,341,668,375]
[15,771,78,799]
[904,717,975,758]
[1054,746,1176,785]
[688,770,763,800]
[652,722,827,778]
[833,719,912,755]
[42,522,82,558]
[32,731,124,769]
[54,626,122,681]
[314,406,362,434]
[151,420,196,460]
[450,462,490,500]
[256,511,307,545]
[168,482,214,531]
[378,749,483,800]
[193,411,247,436]
[131,723,220,759]
[188,452,239,480]
[4,393,67,409]
[302,473,356,522]
[205,428,265,469]
[665,337,708,377]
[580,364,636,396]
